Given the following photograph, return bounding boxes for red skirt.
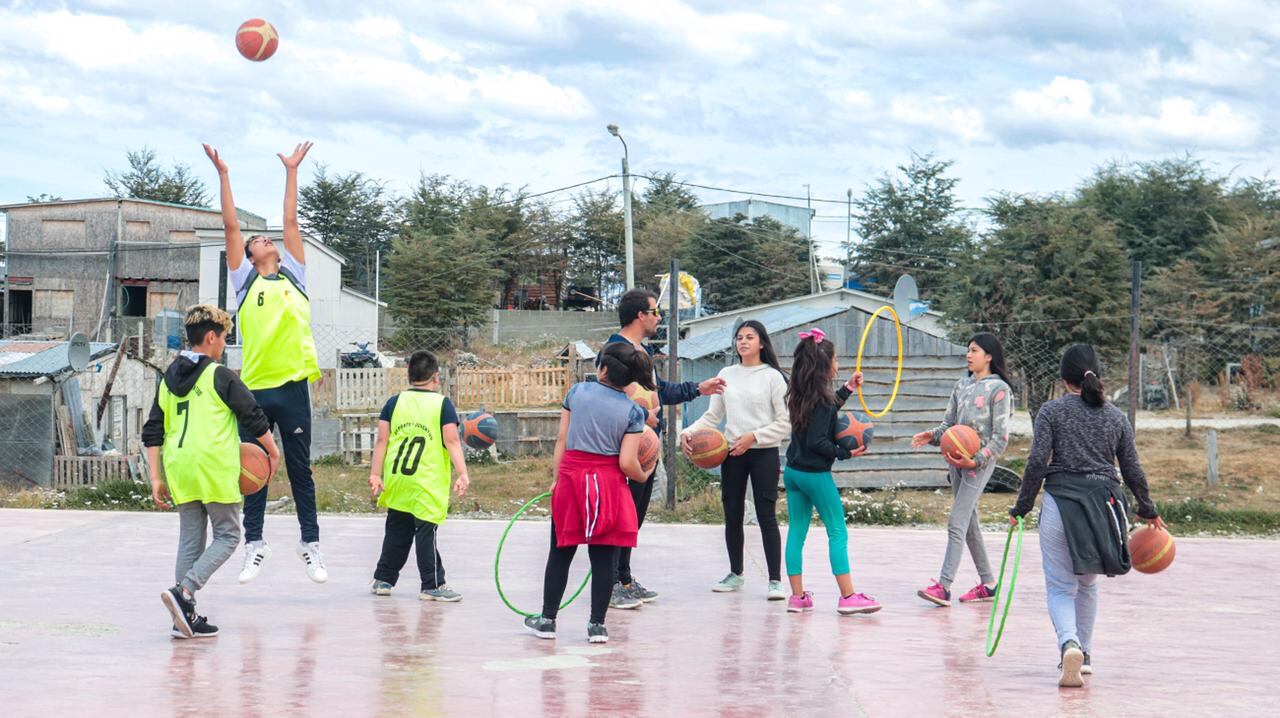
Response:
[551,450,639,548]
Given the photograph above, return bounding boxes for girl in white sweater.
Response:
[682,320,791,600]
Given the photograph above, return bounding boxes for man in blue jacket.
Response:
[603,288,726,608]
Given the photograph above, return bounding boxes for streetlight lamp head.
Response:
[607,123,620,136]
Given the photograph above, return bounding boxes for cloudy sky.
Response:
[2,0,1278,260]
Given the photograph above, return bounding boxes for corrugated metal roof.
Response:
[0,340,117,379]
[675,304,849,359]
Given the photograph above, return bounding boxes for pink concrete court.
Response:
[1,509,1275,715]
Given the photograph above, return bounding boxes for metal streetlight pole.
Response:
[607,123,635,290]
[804,184,815,293]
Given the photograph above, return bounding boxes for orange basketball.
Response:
[239,442,271,495]
[461,411,499,450]
[624,382,659,412]
[638,427,660,475]
[1129,524,1176,574]
[684,428,729,469]
[236,18,279,62]
[940,424,981,460]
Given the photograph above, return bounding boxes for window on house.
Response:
[120,285,147,317]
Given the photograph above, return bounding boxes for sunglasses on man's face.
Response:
[643,308,662,317]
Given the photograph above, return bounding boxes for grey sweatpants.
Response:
[939,464,995,590]
[176,501,243,594]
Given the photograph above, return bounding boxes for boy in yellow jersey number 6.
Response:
[203,141,326,584]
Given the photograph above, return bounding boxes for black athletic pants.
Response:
[242,379,317,543]
[721,448,782,581]
[543,521,618,625]
[373,509,446,591]
[613,467,655,586]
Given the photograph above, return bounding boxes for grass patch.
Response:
[1161,496,1280,535]
[64,479,155,511]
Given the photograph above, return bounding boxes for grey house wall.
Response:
[679,306,967,488]
[3,200,264,336]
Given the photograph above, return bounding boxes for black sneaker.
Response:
[171,614,219,639]
[1082,652,1093,676]
[1059,640,1084,687]
[609,582,642,610]
[161,586,195,638]
[524,614,556,640]
[587,622,609,644]
[627,580,659,603]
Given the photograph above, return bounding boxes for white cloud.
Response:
[890,94,990,143]
[1004,76,1261,149]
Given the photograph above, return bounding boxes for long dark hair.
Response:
[735,320,783,374]
[785,335,836,433]
[969,332,1010,386]
[1061,344,1105,407]
[599,342,656,391]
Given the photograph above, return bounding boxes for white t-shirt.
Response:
[228,247,307,306]
[683,363,791,448]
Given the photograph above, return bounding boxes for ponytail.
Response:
[599,342,656,390]
[1061,344,1105,407]
[784,333,836,433]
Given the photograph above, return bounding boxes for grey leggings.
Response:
[939,464,995,590]
[176,501,242,594]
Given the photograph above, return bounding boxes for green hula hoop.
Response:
[985,516,1024,657]
[494,492,591,618]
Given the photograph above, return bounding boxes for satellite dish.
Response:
[67,333,90,372]
[892,274,929,324]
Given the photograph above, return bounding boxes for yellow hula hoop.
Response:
[855,305,904,418]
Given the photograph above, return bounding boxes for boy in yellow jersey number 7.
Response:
[143,305,281,638]
[203,142,327,584]
[367,351,471,601]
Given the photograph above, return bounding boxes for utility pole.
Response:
[608,124,634,290]
[1128,260,1142,428]
[804,184,816,293]
[665,258,680,510]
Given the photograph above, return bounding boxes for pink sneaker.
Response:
[786,591,814,613]
[917,579,951,607]
[958,583,996,603]
[837,592,882,615]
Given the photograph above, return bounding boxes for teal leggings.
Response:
[783,466,849,576]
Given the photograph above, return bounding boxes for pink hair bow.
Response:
[798,327,826,343]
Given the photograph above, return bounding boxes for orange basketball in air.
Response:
[684,428,729,469]
[940,425,981,460]
[236,18,279,62]
[1129,524,1176,574]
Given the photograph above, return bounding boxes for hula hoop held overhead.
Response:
[494,492,590,617]
[854,305,904,418]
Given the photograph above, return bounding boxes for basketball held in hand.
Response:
[940,425,981,461]
[239,442,271,495]
[684,428,728,469]
[834,412,874,452]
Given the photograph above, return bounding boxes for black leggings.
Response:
[542,521,619,625]
[614,472,654,585]
[721,447,782,581]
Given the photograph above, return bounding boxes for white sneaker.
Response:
[238,542,272,584]
[766,581,787,601]
[297,541,328,583]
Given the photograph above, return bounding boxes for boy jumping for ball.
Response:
[367,350,470,601]
[143,305,281,638]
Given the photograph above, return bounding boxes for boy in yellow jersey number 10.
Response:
[204,141,326,585]
[143,305,281,638]
[367,351,471,602]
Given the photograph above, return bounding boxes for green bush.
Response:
[1161,496,1280,535]
[842,488,925,526]
[64,479,155,511]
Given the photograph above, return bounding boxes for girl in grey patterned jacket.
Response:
[911,333,1013,607]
